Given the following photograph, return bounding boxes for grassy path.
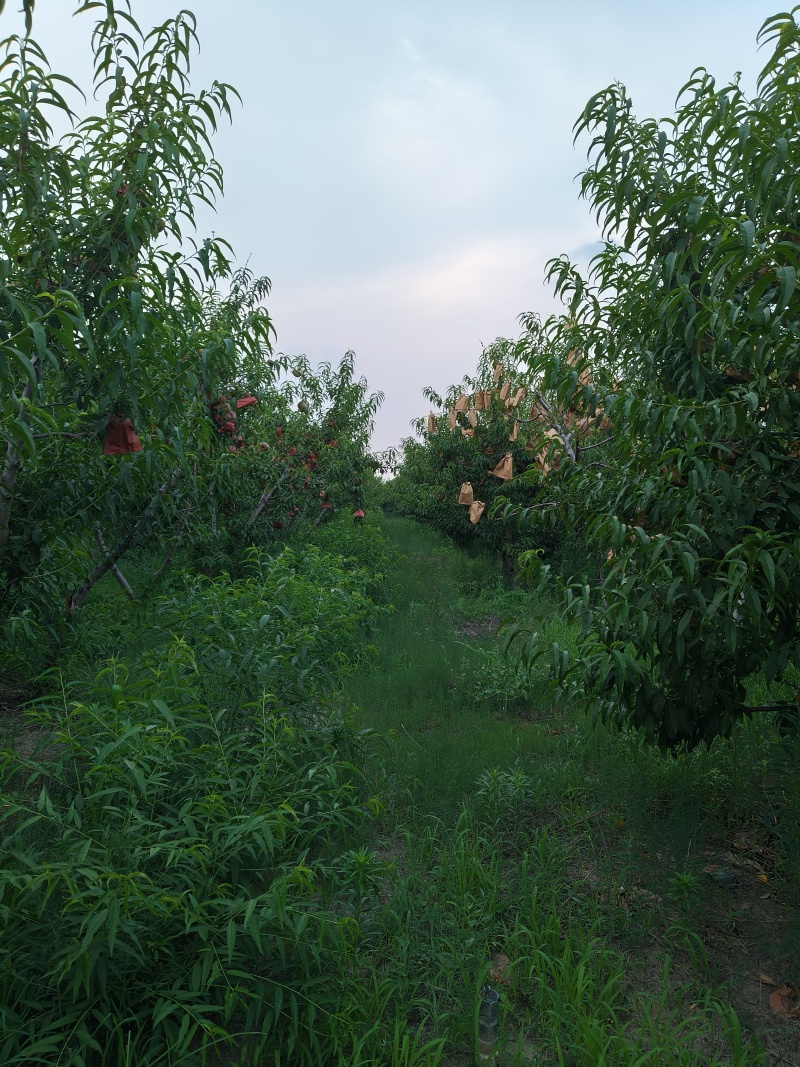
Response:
[339,515,798,1066]
[343,516,567,818]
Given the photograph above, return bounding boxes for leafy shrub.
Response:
[0,682,382,1066]
[465,647,536,711]
[306,515,399,599]
[149,544,385,712]
[474,765,541,838]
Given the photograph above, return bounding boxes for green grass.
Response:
[3,513,798,1064]
[339,514,799,1066]
[342,517,571,818]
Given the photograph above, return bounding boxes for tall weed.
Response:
[0,680,380,1065]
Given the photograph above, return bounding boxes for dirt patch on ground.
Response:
[454,615,502,640]
[0,679,26,716]
[559,806,800,1065]
[0,679,54,762]
[697,828,800,1065]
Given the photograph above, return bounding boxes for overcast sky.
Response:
[4,1,782,450]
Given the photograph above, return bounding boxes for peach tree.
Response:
[0,2,277,632]
[389,336,547,559]
[195,349,384,568]
[508,11,800,747]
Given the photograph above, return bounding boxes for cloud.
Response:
[270,226,594,451]
[363,42,514,212]
[569,240,605,261]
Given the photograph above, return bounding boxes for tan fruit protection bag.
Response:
[469,500,486,523]
[491,453,513,481]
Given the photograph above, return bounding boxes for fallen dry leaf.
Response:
[769,983,799,1017]
[489,953,511,985]
[758,973,776,986]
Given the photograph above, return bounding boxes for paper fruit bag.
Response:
[491,453,513,481]
[469,500,486,524]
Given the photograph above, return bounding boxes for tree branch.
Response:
[69,468,182,612]
[240,468,290,538]
[153,497,191,578]
[93,525,135,600]
[32,432,88,440]
[577,437,613,452]
[534,391,577,463]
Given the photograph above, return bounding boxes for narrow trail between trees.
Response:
[339,515,800,1067]
[341,515,563,819]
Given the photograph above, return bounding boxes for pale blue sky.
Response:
[4,1,782,449]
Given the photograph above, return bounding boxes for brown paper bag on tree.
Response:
[474,390,485,410]
[469,500,485,524]
[511,387,526,408]
[493,363,503,383]
[454,393,469,413]
[468,407,477,428]
[491,453,513,481]
[508,420,519,442]
[458,482,474,505]
[104,416,142,455]
[461,427,474,437]
[427,412,436,434]
[448,409,457,429]
[483,389,492,409]
[499,381,511,403]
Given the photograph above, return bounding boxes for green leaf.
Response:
[775,265,796,313]
[739,219,756,254]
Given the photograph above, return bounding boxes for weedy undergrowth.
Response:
[0,678,384,1065]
